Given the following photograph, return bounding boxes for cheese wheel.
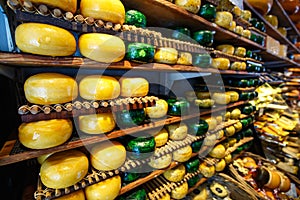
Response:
[15,23,76,57]
[53,190,85,200]
[18,119,72,149]
[212,93,231,104]
[215,11,233,29]
[24,73,78,105]
[90,141,126,171]
[173,145,192,162]
[163,164,186,182]
[40,150,89,189]
[148,153,172,169]
[20,0,77,13]
[153,128,169,147]
[79,33,125,63]
[209,144,226,159]
[216,44,234,55]
[166,122,188,141]
[145,99,168,119]
[85,175,121,200]
[171,182,188,199]
[119,77,149,97]
[199,162,215,178]
[154,47,178,64]
[80,0,125,24]
[211,58,230,70]
[79,75,120,100]
[78,113,115,134]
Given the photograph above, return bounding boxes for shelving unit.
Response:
[0,0,299,199]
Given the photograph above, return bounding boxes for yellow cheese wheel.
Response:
[53,190,85,200]
[216,44,235,55]
[202,116,217,130]
[173,145,192,162]
[211,58,230,70]
[152,128,169,147]
[234,26,244,35]
[18,119,72,149]
[119,77,149,97]
[80,0,125,24]
[177,52,193,65]
[79,33,125,63]
[40,150,89,189]
[215,11,233,29]
[212,93,231,104]
[90,141,126,171]
[78,113,115,134]
[154,47,178,64]
[145,99,168,119]
[148,153,172,169]
[79,75,120,100]
[20,0,77,13]
[199,162,215,178]
[24,72,78,105]
[228,20,236,32]
[163,164,186,182]
[209,144,226,159]
[85,175,121,200]
[226,91,239,102]
[171,182,188,199]
[15,23,76,57]
[234,47,246,57]
[215,158,226,172]
[166,122,188,141]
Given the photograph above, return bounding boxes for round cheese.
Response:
[78,113,115,134]
[90,141,126,171]
[40,150,89,189]
[24,72,78,105]
[79,75,120,100]
[18,119,73,149]
[15,23,76,57]
[119,77,149,97]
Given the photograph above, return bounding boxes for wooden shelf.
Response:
[0,100,249,166]
[260,51,300,68]
[121,0,265,50]
[0,52,263,77]
[244,0,300,54]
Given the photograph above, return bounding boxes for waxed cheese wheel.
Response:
[53,190,85,200]
[79,75,120,100]
[148,153,172,169]
[15,23,76,57]
[173,145,192,162]
[152,128,169,147]
[18,119,72,149]
[80,0,125,24]
[171,182,188,199]
[119,77,149,97]
[211,58,230,70]
[166,122,188,141]
[215,11,233,29]
[78,113,115,134]
[20,0,77,13]
[154,47,178,64]
[90,141,126,171]
[85,175,121,200]
[145,99,168,119]
[40,150,89,189]
[79,33,125,63]
[24,73,78,105]
[163,164,186,182]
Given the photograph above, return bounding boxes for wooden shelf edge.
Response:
[0,100,249,166]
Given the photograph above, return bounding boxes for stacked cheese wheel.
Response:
[19,73,152,148]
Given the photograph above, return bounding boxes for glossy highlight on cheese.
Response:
[90,141,126,171]
[119,77,149,97]
[79,33,125,63]
[85,175,121,200]
[79,75,120,100]
[40,150,89,189]
[80,0,125,24]
[79,113,116,134]
[15,23,76,57]
[18,119,73,149]
[24,72,78,105]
